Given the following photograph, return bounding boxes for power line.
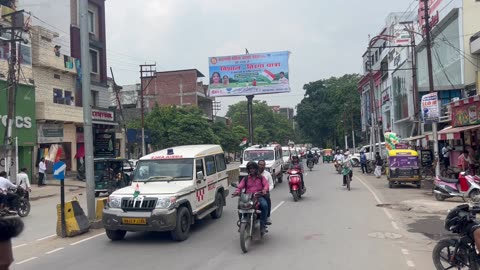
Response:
[398,0,419,23]
[438,0,456,13]
[432,44,457,90]
[436,32,480,69]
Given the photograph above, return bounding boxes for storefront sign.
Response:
[94,132,116,158]
[451,100,480,127]
[38,123,64,143]
[421,92,439,123]
[92,109,114,122]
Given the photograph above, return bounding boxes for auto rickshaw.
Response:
[322,149,333,163]
[386,149,421,188]
[94,158,134,197]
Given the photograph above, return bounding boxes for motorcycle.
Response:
[314,154,319,165]
[334,160,342,174]
[287,167,305,202]
[307,158,314,171]
[433,172,480,202]
[0,187,31,217]
[432,204,480,270]
[233,190,265,253]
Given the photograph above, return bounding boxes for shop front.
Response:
[0,82,36,182]
[37,122,77,173]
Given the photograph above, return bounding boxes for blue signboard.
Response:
[53,161,66,181]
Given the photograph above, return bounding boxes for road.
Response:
[11,162,433,269]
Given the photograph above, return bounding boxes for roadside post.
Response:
[54,161,67,237]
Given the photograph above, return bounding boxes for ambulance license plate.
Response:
[122,218,147,225]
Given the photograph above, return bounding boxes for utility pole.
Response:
[2,10,25,179]
[79,0,95,222]
[351,112,356,153]
[139,64,156,156]
[422,0,440,176]
[367,39,377,159]
[110,67,128,158]
[245,48,254,146]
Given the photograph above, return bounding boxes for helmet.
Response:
[445,204,471,233]
[291,155,299,161]
[344,151,350,156]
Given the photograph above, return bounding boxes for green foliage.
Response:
[296,74,362,148]
[226,100,295,145]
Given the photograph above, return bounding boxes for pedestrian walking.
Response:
[360,151,367,174]
[38,158,46,187]
[374,152,383,178]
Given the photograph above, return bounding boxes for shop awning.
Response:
[426,124,480,140]
[93,121,119,126]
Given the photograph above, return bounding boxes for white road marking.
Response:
[383,208,394,220]
[271,201,285,213]
[70,232,105,246]
[13,243,27,249]
[46,247,64,254]
[354,175,383,204]
[391,221,399,230]
[16,257,38,265]
[406,260,415,267]
[401,248,410,255]
[36,234,56,241]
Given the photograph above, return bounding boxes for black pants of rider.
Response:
[301,174,306,189]
[265,192,271,217]
[343,171,353,185]
[5,193,19,210]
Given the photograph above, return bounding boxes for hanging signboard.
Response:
[421,92,440,123]
[208,51,291,97]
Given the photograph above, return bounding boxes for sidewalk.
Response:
[30,177,86,201]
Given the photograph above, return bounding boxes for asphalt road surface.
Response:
[11,162,433,269]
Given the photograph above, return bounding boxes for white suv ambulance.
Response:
[239,144,284,184]
[103,145,229,241]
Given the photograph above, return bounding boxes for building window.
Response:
[54,74,60,79]
[88,10,96,34]
[89,49,99,74]
[91,91,98,107]
[64,91,73,105]
[53,88,63,104]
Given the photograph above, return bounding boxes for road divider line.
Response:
[13,243,27,249]
[46,247,64,254]
[16,257,38,265]
[36,234,56,241]
[70,232,105,246]
[354,175,383,204]
[401,248,410,255]
[406,260,415,267]
[271,201,285,213]
[391,221,399,230]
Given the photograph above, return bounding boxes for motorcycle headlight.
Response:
[108,196,122,209]
[156,197,176,209]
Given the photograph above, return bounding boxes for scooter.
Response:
[287,167,305,202]
[433,172,480,202]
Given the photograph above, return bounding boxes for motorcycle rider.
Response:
[342,151,354,186]
[306,151,315,167]
[289,155,306,190]
[0,172,19,213]
[232,161,269,233]
[258,160,274,225]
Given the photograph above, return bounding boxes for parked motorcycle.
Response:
[307,159,314,171]
[0,187,31,217]
[287,167,305,202]
[433,172,480,202]
[432,204,480,270]
[234,190,265,253]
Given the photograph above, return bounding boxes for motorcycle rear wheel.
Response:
[432,238,478,270]
[17,199,30,217]
[240,223,251,253]
[292,190,299,202]
[346,175,351,191]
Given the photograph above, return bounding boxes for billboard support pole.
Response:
[247,95,254,146]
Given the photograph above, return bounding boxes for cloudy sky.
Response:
[21,0,415,116]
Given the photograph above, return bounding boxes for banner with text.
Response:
[208,51,291,97]
[421,92,440,123]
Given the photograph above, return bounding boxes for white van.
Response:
[103,145,229,241]
[239,144,284,184]
[352,142,387,164]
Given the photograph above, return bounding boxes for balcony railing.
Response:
[36,102,83,123]
[32,45,77,74]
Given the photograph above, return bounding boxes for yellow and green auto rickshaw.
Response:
[322,149,333,163]
[386,149,421,189]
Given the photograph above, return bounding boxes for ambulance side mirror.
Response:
[196,171,205,183]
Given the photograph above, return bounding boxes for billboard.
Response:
[208,51,290,97]
[421,92,440,123]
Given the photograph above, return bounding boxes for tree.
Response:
[296,74,362,148]
[226,100,295,145]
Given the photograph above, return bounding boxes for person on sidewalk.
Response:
[374,152,383,178]
[258,160,274,225]
[458,150,470,172]
[442,143,452,170]
[38,158,47,187]
[360,151,367,174]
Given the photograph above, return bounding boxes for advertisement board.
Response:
[421,92,439,123]
[208,51,290,97]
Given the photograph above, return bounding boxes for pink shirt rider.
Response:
[235,174,269,194]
